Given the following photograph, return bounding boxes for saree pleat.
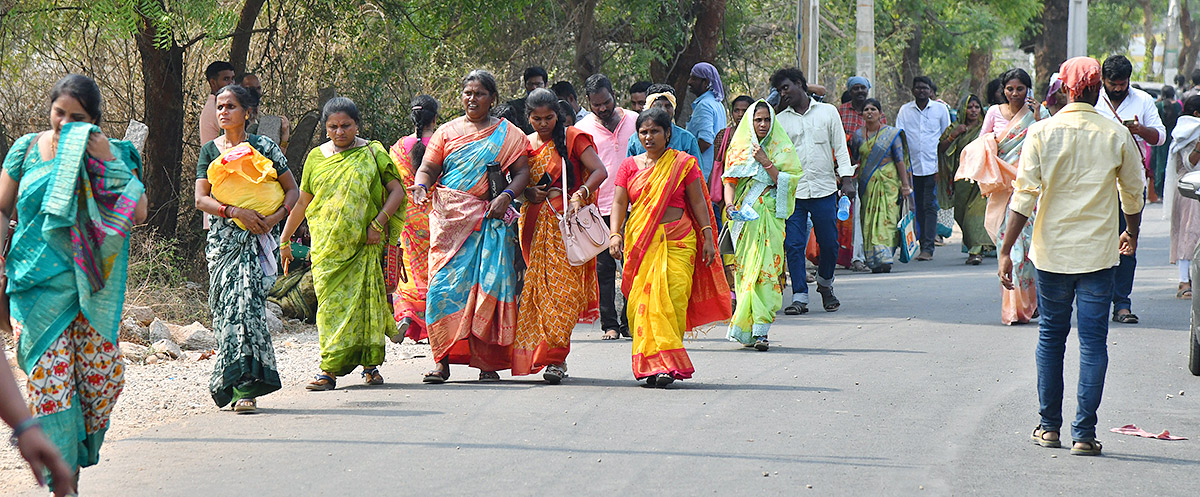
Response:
[302,142,403,376]
[207,217,282,406]
[622,150,730,380]
[721,100,801,344]
[4,123,142,472]
[390,136,431,341]
[425,118,529,371]
[512,140,599,376]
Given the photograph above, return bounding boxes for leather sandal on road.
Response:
[423,366,449,384]
[817,286,840,312]
[362,367,384,385]
[306,374,336,391]
[1112,310,1139,324]
[478,371,501,381]
[233,398,257,414]
[1031,427,1061,448]
[1070,440,1102,456]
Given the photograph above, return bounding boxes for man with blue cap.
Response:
[837,76,884,272]
[686,61,728,185]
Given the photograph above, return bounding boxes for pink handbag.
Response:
[549,157,609,266]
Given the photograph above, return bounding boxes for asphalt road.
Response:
[32,204,1200,496]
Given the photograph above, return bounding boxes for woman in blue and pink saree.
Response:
[407,70,532,382]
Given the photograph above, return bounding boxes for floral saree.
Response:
[938,96,991,255]
[390,136,431,341]
[721,101,801,344]
[957,106,1045,324]
[302,141,404,376]
[512,129,599,376]
[425,118,531,371]
[855,126,909,269]
[622,150,731,380]
[4,122,143,471]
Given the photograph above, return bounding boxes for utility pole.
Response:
[798,0,820,84]
[1067,0,1089,58]
[856,0,876,96]
[1165,0,1180,82]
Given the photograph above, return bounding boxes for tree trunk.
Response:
[967,48,992,100]
[229,0,267,74]
[899,22,923,95]
[561,0,600,84]
[1181,0,1197,77]
[665,0,726,95]
[1034,0,1069,94]
[1142,0,1156,78]
[136,18,184,236]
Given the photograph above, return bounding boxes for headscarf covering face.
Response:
[1045,72,1064,107]
[846,76,871,90]
[722,100,803,219]
[1059,57,1102,98]
[689,62,725,101]
[646,91,677,110]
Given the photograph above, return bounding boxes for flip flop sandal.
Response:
[602,330,621,340]
[306,374,336,391]
[543,364,565,385]
[1070,440,1102,456]
[423,368,449,384]
[1031,427,1061,448]
[1177,288,1193,299]
[479,371,501,381]
[233,398,257,414]
[643,376,657,387]
[1112,311,1139,324]
[362,367,384,385]
[754,339,770,351]
[654,373,675,388]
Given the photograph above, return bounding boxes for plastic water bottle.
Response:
[836,195,851,221]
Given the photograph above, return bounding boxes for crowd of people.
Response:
[5,54,1200,493]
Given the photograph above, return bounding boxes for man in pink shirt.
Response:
[575,73,637,340]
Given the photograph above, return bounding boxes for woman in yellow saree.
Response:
[389,95,439,342]
[609,108,731,387]
[408,70,532,382]
[280,97,406,390]
[721,100,802,350]
[512,89,607,383]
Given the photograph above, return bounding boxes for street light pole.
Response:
[1067,0,1089,58]
[798,0,821,84]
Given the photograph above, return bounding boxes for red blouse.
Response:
[613,155,703,209]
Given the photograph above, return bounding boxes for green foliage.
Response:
[1088,0,1140,57]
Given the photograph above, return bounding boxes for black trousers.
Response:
[913,174,938,253]
[597,215,629,333]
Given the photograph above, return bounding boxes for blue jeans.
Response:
[1111,213,1135,313]
[784,194,838,303]
[913,174,938,253]
[1035,267,1114,443]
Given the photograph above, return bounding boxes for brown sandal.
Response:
[306,373,336,391]
[1070,440,1102,456]
[1031,427,1061,448]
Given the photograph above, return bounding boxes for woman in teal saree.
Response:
[0,75,146,490]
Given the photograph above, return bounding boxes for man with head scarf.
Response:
[686,62,728,184]
[837,76,887,273]
[999,56,1145,458]
[626,85,702,160]
[1095,54,1165,325]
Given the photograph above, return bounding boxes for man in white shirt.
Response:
[771,68,854,314]
[895,76,951,261]
[574,74,636,340]
[1096,55,1165,325]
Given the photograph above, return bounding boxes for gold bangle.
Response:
[700,225,714,233]
[609,233,622,239]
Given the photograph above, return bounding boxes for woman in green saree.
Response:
[852,99,913,273]
[937,94,991,264]
[721,100,801,350]
[280,97,406,391]
[195,84,299,413]
[0,74,147,491]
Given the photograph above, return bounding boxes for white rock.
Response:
[148,319,175,342]
[145,355,159,364]
[127,306,156,326]
[119,342,149,362]
[173,321,216,350]
[120,318,149,342]
[266,311,283,335]
[150,339,183,359]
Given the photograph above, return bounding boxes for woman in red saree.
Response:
[408,70,532,382]
[389,95,439,342]
[512,89,607,382]
[608,108,731,387]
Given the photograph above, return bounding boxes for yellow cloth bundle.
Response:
[207,143,284,229]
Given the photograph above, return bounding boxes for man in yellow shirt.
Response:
[998,57,1145,457]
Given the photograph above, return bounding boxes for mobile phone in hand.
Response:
[536,172,552,188]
